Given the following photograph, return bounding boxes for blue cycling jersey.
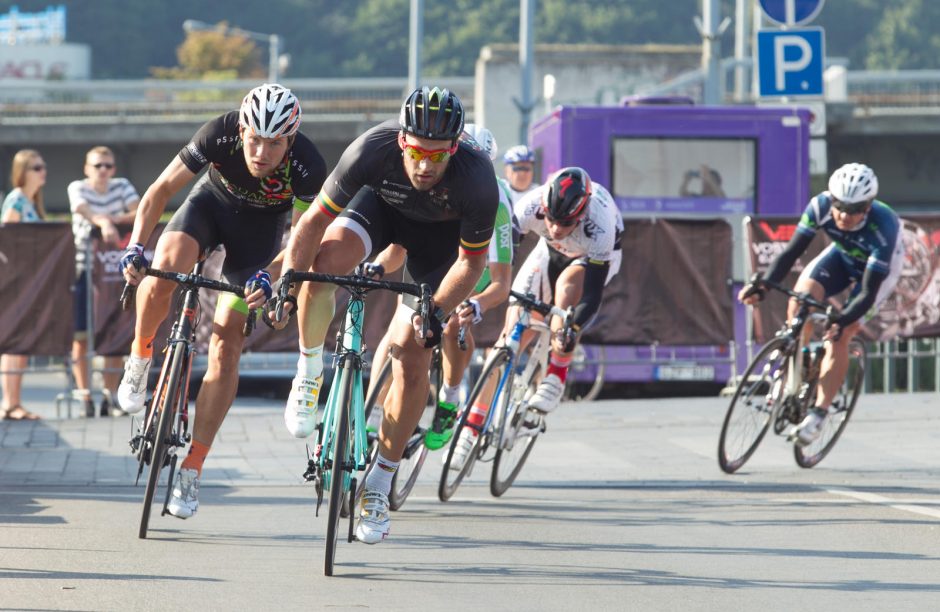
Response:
[797,193,901,277]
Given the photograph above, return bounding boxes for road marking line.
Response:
[826,487,940,520]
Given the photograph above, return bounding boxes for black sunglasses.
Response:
[832,199,869,214]
[91,162,115,170]
[546,215,580,227]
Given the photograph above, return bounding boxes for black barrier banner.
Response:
[474,218,735,346]
[92,224,168,356]
[745,215,940,342]
[0,223,75,354]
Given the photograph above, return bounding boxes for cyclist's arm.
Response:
[834,266,888,327]
[762,230,815,285]
[471,261,511,313]
[129,157,196,246]
[282,193,336,281]
[433,250,488,315]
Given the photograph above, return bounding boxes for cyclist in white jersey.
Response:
[509,167,624,414]
[503,145,539,204]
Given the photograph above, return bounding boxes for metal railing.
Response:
[0,77,475,124]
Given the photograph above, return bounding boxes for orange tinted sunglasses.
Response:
[398,132,457,163]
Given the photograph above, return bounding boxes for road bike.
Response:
[439,290,572,501]
[276,267,430,576]
[718,280,866,474]
[123,261,256,539]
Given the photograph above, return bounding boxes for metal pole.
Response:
[408,0,423,92]
[268,34,280,83]
[701,0,723,105]
[733,0,749,101]
[517,0,536,144]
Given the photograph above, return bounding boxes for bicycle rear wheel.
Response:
[718,337,789,474]
[139,344,184,539]
[439,348,510,502]
[490,340,543,497]
[794,340,866,468]
[324,361,354,576]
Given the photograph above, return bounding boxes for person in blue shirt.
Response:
[739,163,904,445]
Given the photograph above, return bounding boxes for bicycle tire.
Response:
[139,344,184,539]
[794,340,866,468]
[325,359,354,577]
[340,357,391,519]
[389,351,439,510]
[718,336,790,474]
[490,338,544,497]
[439,348,511,502]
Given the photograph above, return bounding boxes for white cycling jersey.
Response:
[514,181,623,262]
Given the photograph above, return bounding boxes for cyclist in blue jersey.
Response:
[739,163,904,445]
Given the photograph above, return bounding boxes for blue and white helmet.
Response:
[462,123,498,161]
[503,144,535,164]
[239,83,302,138]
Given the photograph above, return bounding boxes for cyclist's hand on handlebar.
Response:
[362,262,385,280]
[738,274,766,305]
[244,269,273,310]
[120,243,148,285]
[412,306,444,348]
[455,298,483,327]
[823,305,843,341]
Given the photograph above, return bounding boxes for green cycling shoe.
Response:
[424,401,458,450]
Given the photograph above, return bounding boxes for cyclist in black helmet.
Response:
[274,86,500,544]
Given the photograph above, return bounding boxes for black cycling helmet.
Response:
[542,167,593,222]
[399,86,465,142]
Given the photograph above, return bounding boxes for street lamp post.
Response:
[182,19,282,83]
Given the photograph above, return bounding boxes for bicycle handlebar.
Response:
[120,267,257,336]
[275,268,433,340]
[758,278,831,313]
[509,289,571,323]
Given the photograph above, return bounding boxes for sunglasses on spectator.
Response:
[30,164,46,172]
[90,162,115,170]
[398,132,457,163]
[511,165,533,172]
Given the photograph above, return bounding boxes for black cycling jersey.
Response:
[317,119,499,255]
[178,111,327,214]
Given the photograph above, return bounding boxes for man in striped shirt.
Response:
[68,146,140,417]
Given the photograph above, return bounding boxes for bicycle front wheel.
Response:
[439,348,510,502]
[794,340,866,468]
[325,361,354,577]
[389,352,438,510]
[139,344,184,539]
[718,337,790,474]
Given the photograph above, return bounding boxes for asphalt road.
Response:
[2,377,940,611]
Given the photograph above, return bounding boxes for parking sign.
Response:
[757,28,825,97]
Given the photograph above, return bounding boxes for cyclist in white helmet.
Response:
[502,144,539,203]
[118,83,327,519]
[740,162,904,445]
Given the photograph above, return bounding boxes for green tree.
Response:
[863,0,940,69]
[152,23,263,79]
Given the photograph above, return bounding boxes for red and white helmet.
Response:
[239,83,301,138]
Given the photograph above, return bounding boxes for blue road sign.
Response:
[758,0,826,26]
[757,28,825,97]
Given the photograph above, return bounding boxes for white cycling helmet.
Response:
[239,83,302,139]
[503,144,535,164]
[462,123,498,161]
[828,163,878,206]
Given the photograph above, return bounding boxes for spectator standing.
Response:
[0,149,48,421]
[68,146,140,417]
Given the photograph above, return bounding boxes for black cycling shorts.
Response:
[334,186,461,295]
[164,174,289,285]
